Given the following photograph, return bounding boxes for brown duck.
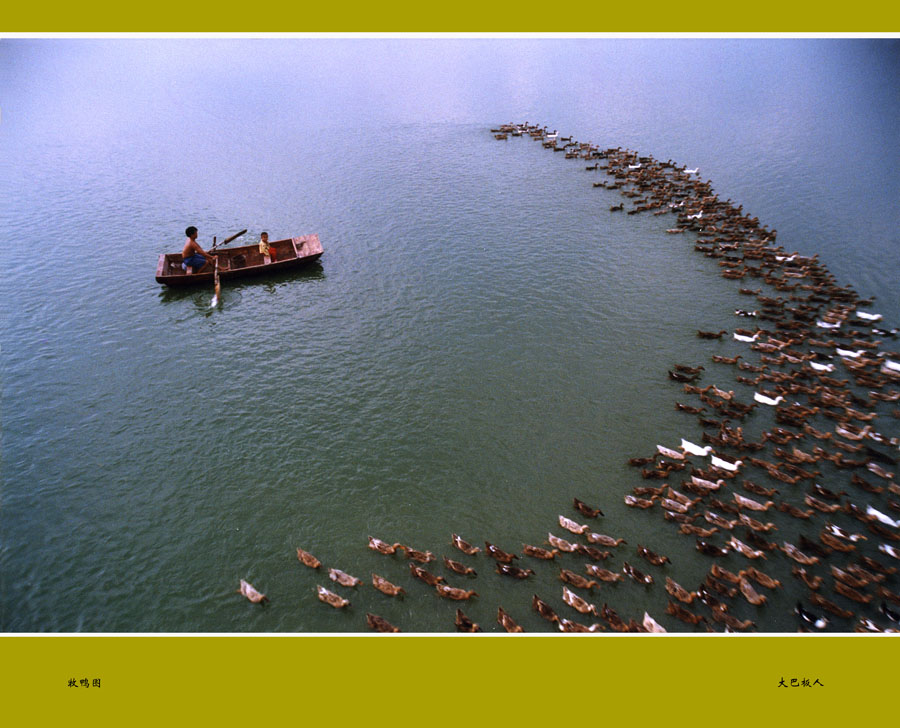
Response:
[296,547,322,569]
[523,544,558,560]
[316,585,350,609]
[451,534,480,555]
[328,568,362,588]
[498,606,525,632]
[371,573,405,597]
[443,556,477,576]
[366,613,400,632]
[455,609,481,632]
[409,562,445,586]
[485,542,518,563]
[435,583,478,601]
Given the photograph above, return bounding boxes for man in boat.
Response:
[181,226,217,275]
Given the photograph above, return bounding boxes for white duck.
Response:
[711,455,742,472]
[856,311,882,321]
[681,438,712,457]
[734,331,760,343]
[809,361,835,372]
[753,392,784,406]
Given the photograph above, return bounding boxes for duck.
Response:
[409,562,445,586]
[753,392,784,406]
[585,564,623,582]
[237,579,269,604]
[694,538,730,557]
[573,497,604,518]
[578,544,612,561]
[497,606,525,632]
[734,331,761,343]
[665,600,706,626]
[562,586,597,616]
[599,603,629,632]
[435,583,478,601]
[697,330,727,339]
[559,568,598,590]
[455,609,481,633]
[586,532,626,547]
[879,602,900,623]
[711,455,743,472]
[296,547,322,569]
[558,618,599,633]
[738,513,777,533]
[833,579,873,604]
[625,494,659,508]
[791,565,823,590]
[328,568,362,588]
[728,536,767,559]
[366,613,400,632]
[532,594,560,623]
[484,542,518,563]
[558,515,590,535]
[738,576,768,606]
[681,438,712,457]
[371,573,405,597]
[704,510,737,530]
[733,492,774,512]
[809,592,854,618]
[684,167,698,175]
[496,562,534,579]
[316,585,350,609]
[443,556,477,576]
[522,544,558,560]
[794,602,829,630]
[403,546,436,564]
[548,532,579,552]
[637,544,671,566]
[679,523,719,537]
[451,533,480,555]
[368,536,403,555]
[665,576,695,603]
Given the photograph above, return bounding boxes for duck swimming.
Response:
[586,532,626,547]
[296,547,322,569]
[366,613,400,633]
[738,576,768,606]
[371,573,405,597]
[238,579,268,604]
[455,609,481,633]
[522,544,558,560]
[794,602,829,630]
[532,594,560,623]
[548,533,579,552]
[573,498,604,518]
[435,583,478,601]
[485,542,518,563]
[368,536,403,555]
[496,562,534,579]
[409,563,445,587]
[403,546,436,564]
[665,576,695,603]
[451,534,480,555]
[443,556,477,576]
[637,544,671,566]
[559,568,598,590]
[562,585,597,615]
[316,585,350,609]
[578,544,612,561]
[559,515,590,535]
[681,439,712,457]
[497,606,525,632]
[328,568,362,588]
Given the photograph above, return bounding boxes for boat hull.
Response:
[156,234,323,287]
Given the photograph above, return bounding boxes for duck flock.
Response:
[240,122,900,633]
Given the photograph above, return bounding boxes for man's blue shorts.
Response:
[182,254,207,271]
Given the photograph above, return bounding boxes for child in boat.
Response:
[181,226,217,274]
[258,231,277,262]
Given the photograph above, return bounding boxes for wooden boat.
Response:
[156,234,323,286]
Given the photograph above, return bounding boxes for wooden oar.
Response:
[211,228,247,251]
[210,257,221,307]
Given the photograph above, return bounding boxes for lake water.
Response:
[1,37,898,633]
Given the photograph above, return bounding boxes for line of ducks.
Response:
[240,124,898,633]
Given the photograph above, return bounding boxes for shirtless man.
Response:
[181,226,217,274]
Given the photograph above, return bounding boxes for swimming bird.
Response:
[316,585,349,608]
[681,438,712,457]
[455,609,481,633]
[710,455,742,472]
[562,586,597,615]
[586,532,626,547]
[368,536,403,555]
[585,564,624,582]
[665,577,695,603]
[684,167,698,174]
[497,606,525,632]
[738,577,767,606]
[238,579,268,604]
[328,568,362,588]
[296,547,322,569]
[371,573,405,597]
[485,542,518,563]
[532,594,560,623]
[637,544,671,566]
[409,563,445,587]
[728,536,767,559]
[366,613,400,633]
[559,568,598,590]
[523,544,558,560]
[435,584,478,600]
[559,515,590,535]
[578,544,612,561]
[642,612,667,633]
[451,534,480,555]
[548,533,579,552]
[403,546,436,563]
[734,332,760,343]
[573,498,604,518]
[753,392,784,406]
[496,562,534,579]
[443,556,477,576]
[795,602,829,630]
